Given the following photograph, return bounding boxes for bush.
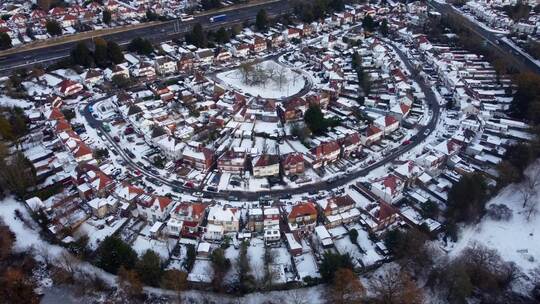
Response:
[486,204,513,221]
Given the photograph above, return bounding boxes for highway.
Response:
[0,0,291,77]
[428,0,540,75]
[81,38,441,201]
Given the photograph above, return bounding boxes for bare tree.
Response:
[369,268,423,304]
[518,165,540,220]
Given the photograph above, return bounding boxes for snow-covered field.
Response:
[216,60,306,99]
[448,162,540,274]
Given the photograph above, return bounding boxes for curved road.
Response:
[82,38,441,201]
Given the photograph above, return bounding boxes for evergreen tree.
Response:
[107,41,124,64]
[102,9,112,24]
[45,20,62,36]
[135,250,163,287]
[0,32,12,50]
[215,27,229,44]
[188,23,207,48]
[95,236,138,274]
[93,37,109,67]
[71,42,93,67]
[380,18,389,36]
[255,9,269,32]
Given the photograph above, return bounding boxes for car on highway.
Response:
[424,129,431,136]
[402,140,412,145]
[193,192,203,197]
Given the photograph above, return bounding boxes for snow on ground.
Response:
[132,235,175,260]
[187,259,213,283]
[0,197,117,286]
[216,60,306,99]
[448,161,540,273]
[247,238,266,281]
[294,251,320,280]
[334,236,363,267]
[74,217,128,250]
[0,95,32,108]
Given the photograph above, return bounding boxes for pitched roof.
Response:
[288,202,317,219]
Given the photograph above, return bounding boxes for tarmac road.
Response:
[0,0,291,77]
[82,38,441,201]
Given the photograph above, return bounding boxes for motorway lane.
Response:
[428,0,540,75]
[0,0,290,76]
[81,39,441,201]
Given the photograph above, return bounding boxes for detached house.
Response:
[247,208,263,232]
[371,174,405,204]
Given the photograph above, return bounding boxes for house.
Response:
[115,183,145,204]
[154,56,177,75]
[57,79,83,97]
[264,228,281,245]
[251,34,267,53]
[317,195,360,228]
[394,161,422,185]
[178,52,195,71]
[285,27,302,41]
[288,202,318,235]
[361,125,383,145]
[182,145,214,172]
[310,140,340,168]
[168,202,207,238]
[374,115,400,135]
[341,132,361,158]
[207,205,239,233]
[134,61,156,79]
[195,49,214,65]
[136,194,175,223]
[214,49,232,62]
[252,154,280,177]
[86,196,117,219]
[247,208,263,232]
[105,65,130,80]
[263,207,280,230]
[390,103,411,120]
[281,153,305,176]
[371,174,405,204]
[231,43,250,58]
[82,69,103,86]
[217,148,247,174]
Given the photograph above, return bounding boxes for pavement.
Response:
[81,38,441,201]
[0,0,292,77]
